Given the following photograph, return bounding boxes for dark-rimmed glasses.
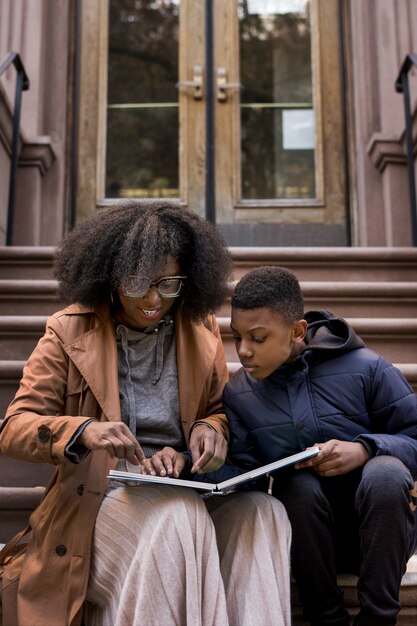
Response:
[123,275,187,298]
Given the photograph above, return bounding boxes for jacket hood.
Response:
[303,310,365,354]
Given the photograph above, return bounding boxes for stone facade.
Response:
[0,0,416,246]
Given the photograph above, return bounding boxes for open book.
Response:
[108,447,320,495]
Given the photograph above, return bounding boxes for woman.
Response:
[0,202,291,626]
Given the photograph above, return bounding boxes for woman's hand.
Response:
[140,447,187,477]
[78,421,146,465]
[294,439,369,477]
[189,424,227,474]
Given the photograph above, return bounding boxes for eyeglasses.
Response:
[123,275,187,298]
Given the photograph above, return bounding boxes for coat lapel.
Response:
[64,317,122,422]
[63,308,217,429]
[175,310,217,434]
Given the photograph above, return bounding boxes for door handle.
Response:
[176,64,203,100]
[217,67,241,102]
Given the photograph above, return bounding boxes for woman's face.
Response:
[116,256,181,330]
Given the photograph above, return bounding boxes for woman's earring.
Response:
[110,292,115,306]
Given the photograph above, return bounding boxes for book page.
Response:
[217,447,320,491]
[108,447,320,494]
[108,470,217,491]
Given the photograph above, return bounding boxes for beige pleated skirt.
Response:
[84,484,291,626]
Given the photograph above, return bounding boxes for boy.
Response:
[224,266,417,626]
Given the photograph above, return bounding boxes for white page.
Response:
[216,447,320,491]
[108,471,217,491]
[108,447,320,494]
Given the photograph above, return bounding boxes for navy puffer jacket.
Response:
[223,310,417,479]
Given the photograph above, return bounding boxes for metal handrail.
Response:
[395,53,417,246]
[0,52,30,245]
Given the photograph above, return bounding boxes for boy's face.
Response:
[230,307,307,380]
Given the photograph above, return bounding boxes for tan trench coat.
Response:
[0,304,229,626]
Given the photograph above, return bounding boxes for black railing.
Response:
[395,53,417,246]
[0,52,30,245]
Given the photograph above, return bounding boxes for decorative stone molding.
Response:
[367,134,407,172]
[367,101,417,173]
[19,138,55,176]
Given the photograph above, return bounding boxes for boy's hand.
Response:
[141,447,187,478]
[189,424,227,474]
[295,439,369,476]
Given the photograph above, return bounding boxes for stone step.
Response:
[0,450,415,624]
[291,555,417,625]
[1,279,417,318]
[0,453,52,489]
[218,317,417,365]
[0,520,415,625]
[219,281,417,318]
[298,282,417,318]
[0,360,29,417]
[0,279,66,315]
[0,452,53,543]
[0,476,414,625]
[230,246,417,282]
[0,486,47,544]
[0,245,416,624]
[0,315,47,358]
[2,246,417,281]
[0,246,56,280]
[1,360,416,419]
[0,314,416,365]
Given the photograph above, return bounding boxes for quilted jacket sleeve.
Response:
[222,385,263,469]
[355,356,417,478]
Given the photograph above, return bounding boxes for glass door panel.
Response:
[239,0,316,201]
[106,0,180,199]
[214,0,347,245]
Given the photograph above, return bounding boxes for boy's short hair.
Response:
[231,266,304,325]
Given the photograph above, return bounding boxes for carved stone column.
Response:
[347,0,417,246]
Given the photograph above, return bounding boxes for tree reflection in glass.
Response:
[106,0,180,199]
[239,0,316,201]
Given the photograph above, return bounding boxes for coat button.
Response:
[38,429,50,442]
[55,544,67,556]
[77,484,85,496]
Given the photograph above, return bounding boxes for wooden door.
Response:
[77,0,348,245]
[212,0,348,245]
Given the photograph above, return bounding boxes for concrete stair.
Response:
[3,278,417,319]
[219,316,417,373]
[229,246,417,281]
[0,279,64,315]
[0,246,55,279]
[3,245,417,281]
[0,314,416,375]
[0,316,48,359]
[0,245,416,623]
[220,280,417,319]
[291,557,417,625]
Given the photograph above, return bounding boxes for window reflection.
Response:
[239,0,316,200]
[106,0,180,199]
